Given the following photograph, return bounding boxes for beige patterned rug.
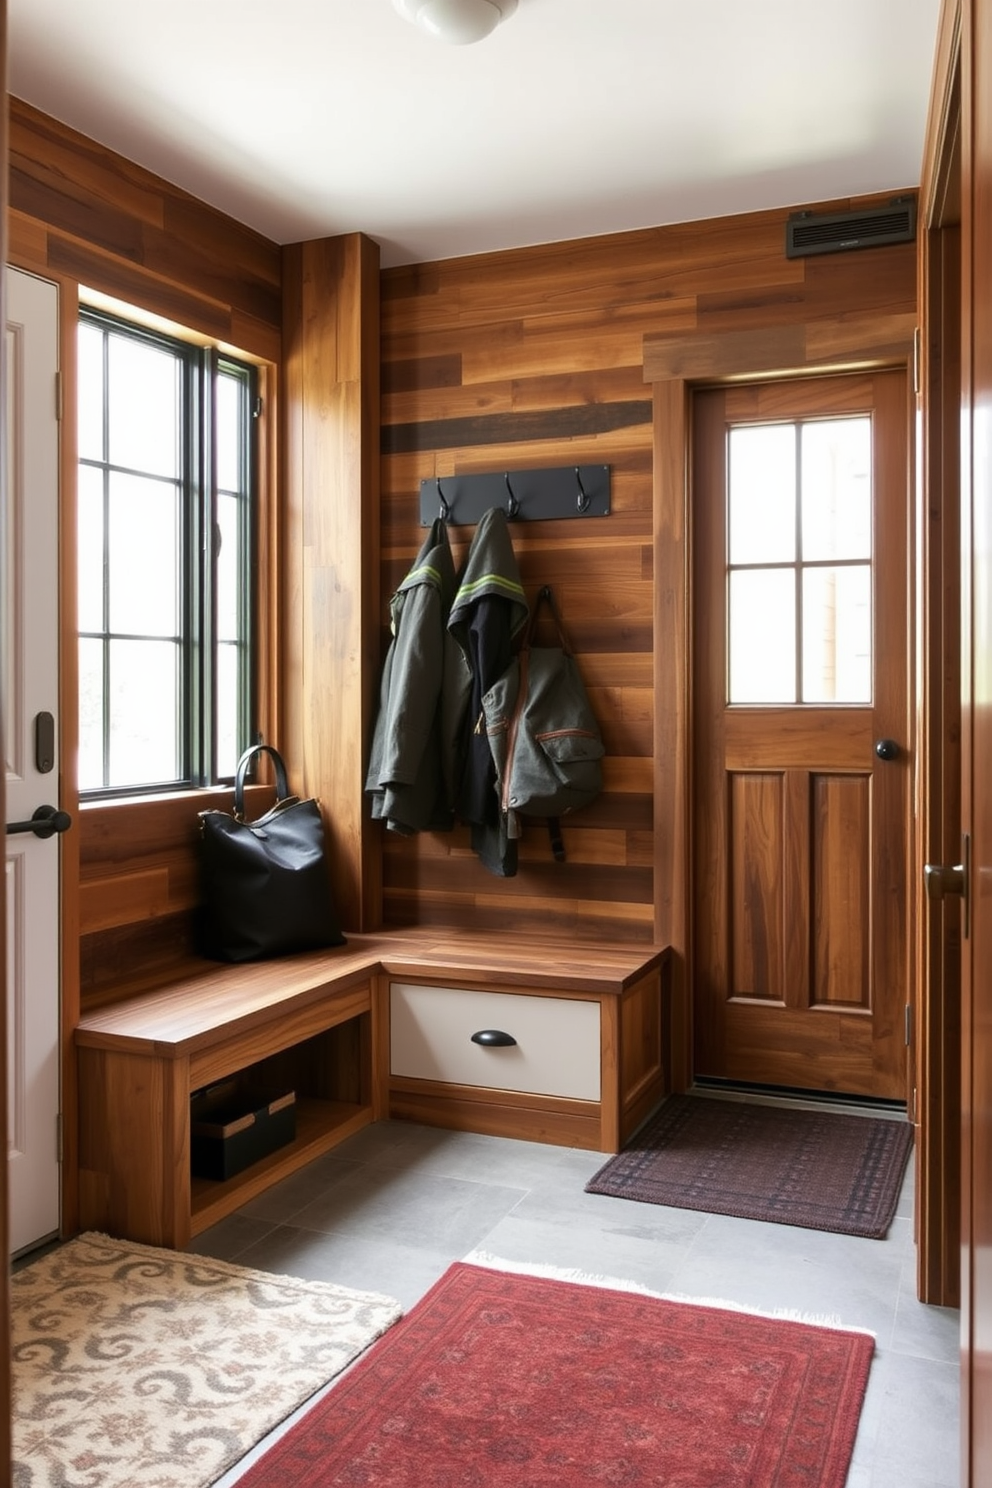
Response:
[12,1232,402,1488]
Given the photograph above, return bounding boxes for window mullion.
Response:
[101,327,111,790]
[242,369,259,766]
[795,422,804,704]
[188,347,211,788]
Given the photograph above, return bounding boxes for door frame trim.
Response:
[646,321,916,1158]
[915,0,963,1314]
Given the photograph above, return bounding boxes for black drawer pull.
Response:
[471,1029,517,1048]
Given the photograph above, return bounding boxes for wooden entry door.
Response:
[692,371,910,1101]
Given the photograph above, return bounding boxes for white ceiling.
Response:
[9,0,942,269]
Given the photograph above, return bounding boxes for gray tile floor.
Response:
[192,1098,960,1488]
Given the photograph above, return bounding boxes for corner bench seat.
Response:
[75,931,669,1249]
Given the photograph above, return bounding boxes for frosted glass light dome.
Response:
[392,0,518,45]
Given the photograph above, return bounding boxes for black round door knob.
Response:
[874,739,901,761]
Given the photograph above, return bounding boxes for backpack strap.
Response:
[514,586,578,864]
[523,584,572,654]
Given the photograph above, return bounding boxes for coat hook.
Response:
[437,477,451,522]
[504,472,520,519]
[575,467,591,514]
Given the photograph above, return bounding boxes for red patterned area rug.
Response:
[585,1094,915,1239]
[236,1261,874,1488]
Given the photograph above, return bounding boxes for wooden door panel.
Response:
[723,769,872,1011]
[724,710,873,768]
[692,370,909,1100]
[812,773,871,1010]
[719,1005,873,1090]
[729,771,787,1000]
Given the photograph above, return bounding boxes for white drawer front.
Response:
[390,983,601,1101]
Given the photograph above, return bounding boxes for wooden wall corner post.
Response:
[915,0,963,1312]
[652,377,692,1092]
[282,233,382,933]
[1,2,12,1474]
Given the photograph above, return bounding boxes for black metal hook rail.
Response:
[420,464,610,526]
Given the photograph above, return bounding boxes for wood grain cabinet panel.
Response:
[75,965,379,1249]
[386,960,667,1153]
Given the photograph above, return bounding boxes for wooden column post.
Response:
[653,378,692,1091]
[1,1,12,1472]
[282,234,382,932]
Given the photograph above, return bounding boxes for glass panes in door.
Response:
[727,415,872,704]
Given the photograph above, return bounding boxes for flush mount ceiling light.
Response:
[392,0,518,45]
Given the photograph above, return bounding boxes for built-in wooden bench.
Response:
[75,931,670,1250]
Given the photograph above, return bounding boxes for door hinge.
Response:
[910,1086,917,1123]
[912,326,922,396]
[55,1112,64,1163]
[905,1003,912,1046]
[253,396,263,420]
[55,370,63,422]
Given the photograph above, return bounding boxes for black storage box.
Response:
[190,1080,296,1181]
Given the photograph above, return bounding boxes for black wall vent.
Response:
[785,198,916,258]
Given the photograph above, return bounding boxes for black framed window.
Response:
[77,308,256,795]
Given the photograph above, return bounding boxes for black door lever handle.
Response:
[5,805,72,839]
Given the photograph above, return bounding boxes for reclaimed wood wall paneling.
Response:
[380,196,916,947]
[8,97,282,362]
[9,99,284,1013]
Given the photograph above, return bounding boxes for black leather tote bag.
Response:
[198,744,345,962]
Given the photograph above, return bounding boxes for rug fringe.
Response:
[657,1290,876,1336]
[462,1250,666,1297]
[462,1252,876,1336]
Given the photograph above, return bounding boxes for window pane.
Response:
[729,568,796,703]
[801,417,871,561]
[216,372,243,494]
[108,473,180,637]
[728,423,796,565]
[108,639,180,786]
[108,336,180,478]
[216,641,240,780]
[78,322,104,463]
[802,565,872,703]
[216,492,240,642]
[78,310,255,795]
[77,464,105,632]
[78,637,105,791]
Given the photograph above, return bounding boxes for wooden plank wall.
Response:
[378,201,918,943]
[7,97,284,1013]
[9,91,919,967]
[8,97,282,362]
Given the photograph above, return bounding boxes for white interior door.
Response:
[5,266,61,1256]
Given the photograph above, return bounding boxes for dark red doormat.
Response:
[235,1261,873,1488]
[585,1094,914,1238]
